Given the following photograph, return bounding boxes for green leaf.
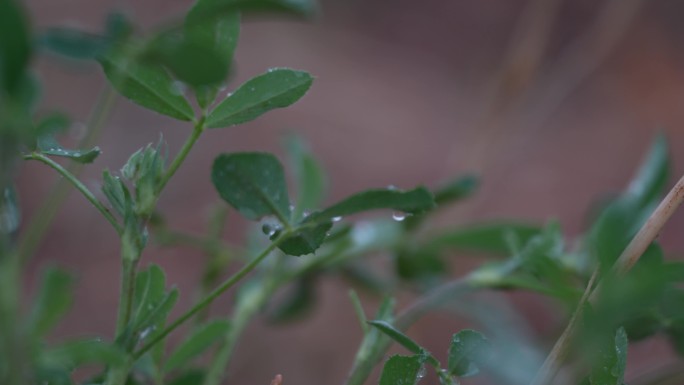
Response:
[626,134,668,207]
[39,27,110,60]
[428,222,542,256]
[206,68,313,128]
[185,0,316,24]
[314,187,435,222]
[42,339,126,369]
[102,170,132,217]
[589,328,628,385]
[185,5,240,106]
[168,370,206,385]
[285,135,326,222]
[34,367,73,385]
[143,34,229,87]
[367,320,437,366]
[433,175,479,206]
[99,51,195,121]
[0,185,20,235]
[267,275,316,322]
[29,268,73,337]
[164,320,230,371]
[396,248,446,282]
[0,0,31,94]
[274,218,332,256]
[36,114,101,163]
[379,355,425,385]
[447,330,490,378]
[589,135,669,270]
[211,152,291,222]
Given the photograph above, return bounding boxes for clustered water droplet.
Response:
[392,211,406,222]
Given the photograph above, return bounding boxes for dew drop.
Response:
[392,211,406,221]
[332,216,342,222]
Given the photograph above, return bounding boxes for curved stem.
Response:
[132,238,281,360]
[156,118,204,194]
[23,153,122,234]
[17,85,117,262]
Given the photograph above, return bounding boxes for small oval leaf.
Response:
[211,152,291,223]
[206,69,313,128]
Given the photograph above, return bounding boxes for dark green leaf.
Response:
[168,370,206,385]
[589,328,628,385]
[428,222,541,256]
[211,152,291,222]
[164,320,230,371]
[29,268,73,337]
[267,275,316,322]
[0,0,31,94]
[379,355,425,385]
[143,34,229,87]
[275,218,332,256]
[396,248,446,282]
[206,68,313,128]
[285,135,326,222]
[43,339,126,369]
[185,5,240,106]
[39,27,110,60]
[314,187,435,222]
[447,330,490,378]
[36,114,101,163]
[99,51,195,121]
[434,175,478,206]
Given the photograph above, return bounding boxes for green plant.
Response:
[2,0,684,385]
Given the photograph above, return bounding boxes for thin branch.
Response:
[23,153,122,234]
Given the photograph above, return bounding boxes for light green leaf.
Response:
[589,328,628,385]
[206,68,313,128]
[428,222,542,256]
[211,152,291,222]
[42,339,126,369]
[36,114,101,163]
[39,27,110,60]
[447,330,490,378]
[99,51,195,121]
[379,355,425,385]
[368,320,438,367]
[29,268,73,337]
[164,320,230,371]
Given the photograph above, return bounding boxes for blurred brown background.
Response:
[16,0,684,384]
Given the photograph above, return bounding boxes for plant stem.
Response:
[132,239,280,360]
[17,85,116,263]
[156,118,204,194]
[530,174,684,385]
[115,258,138,336]
[23,153,122,234]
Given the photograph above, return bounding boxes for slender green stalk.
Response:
[17,86,117,262]
[23,153,122,234]
[115,258,138,336]
[133,239,280,360]
[156,118,204,194]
